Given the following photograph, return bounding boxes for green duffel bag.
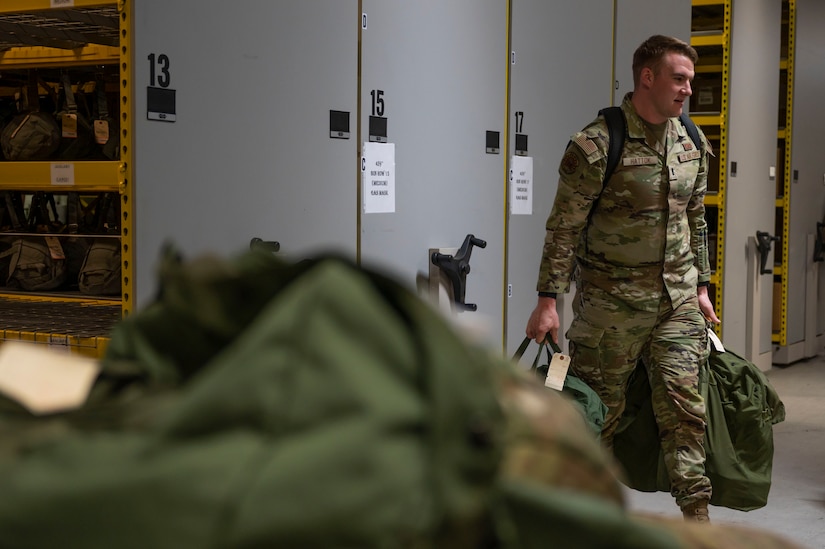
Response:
[612,339,786,511]
[512,337,608,436]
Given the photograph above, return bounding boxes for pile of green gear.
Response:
[0,246,802,548]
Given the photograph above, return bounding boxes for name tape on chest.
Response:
[622,156,658,167]
[678,150,702,163]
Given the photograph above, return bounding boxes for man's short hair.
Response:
[632,35,699,87]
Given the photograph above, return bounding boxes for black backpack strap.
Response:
[679,112,702,151]
[598,106,626,186]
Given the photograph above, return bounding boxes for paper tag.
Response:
[544,352,570,391]
[61,113,78,138]
[0,342,101,415]
[707,328,725,353]
[44,236,65,260]
[94,119,110,145]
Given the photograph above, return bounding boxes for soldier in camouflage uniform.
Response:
[525,35,720,523]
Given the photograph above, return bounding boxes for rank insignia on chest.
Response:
[682,142,695,151]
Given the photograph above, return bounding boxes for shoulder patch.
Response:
[573,134,598,156]
[561,151,580,175]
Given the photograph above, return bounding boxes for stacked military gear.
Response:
[0,191,121,294]
[2,192,67,292]
[0,247,802,548]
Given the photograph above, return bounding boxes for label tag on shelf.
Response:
[50,163,75,186]
[0,342,100,415]
[51,0,75,7]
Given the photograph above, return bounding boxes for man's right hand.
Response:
[525,296,560,344]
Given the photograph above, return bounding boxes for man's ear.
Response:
[640,66,655,88]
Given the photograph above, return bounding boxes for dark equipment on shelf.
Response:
[430,234,486,312]
[814,221,825,263]
[755,231,780,275]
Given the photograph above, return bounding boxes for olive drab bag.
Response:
[0,72,60,161]
[78,192,121,295]
[612,334,786,511]
[0,248,508,548]
[4,192,67,292]
[512,337,607,436]
[0,247,799,549]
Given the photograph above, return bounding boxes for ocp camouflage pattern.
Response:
[537,93,712,312]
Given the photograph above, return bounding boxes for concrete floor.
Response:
[625,353,825,549]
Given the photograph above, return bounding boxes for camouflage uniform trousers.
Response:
[566,282,712,509]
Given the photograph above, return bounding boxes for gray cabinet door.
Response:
[613,0,691,104]
[132,0,359,306]
[505,0,614,357]
[787,0,825,348]
[359,0,508,347]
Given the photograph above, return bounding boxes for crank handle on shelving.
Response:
[430,234,486,311]
[755,231,780,275]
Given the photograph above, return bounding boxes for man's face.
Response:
[648,52,695,120]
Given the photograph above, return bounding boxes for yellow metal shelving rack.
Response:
[774,0,795,345]
[0,0,133,357]
[691,0,730,335]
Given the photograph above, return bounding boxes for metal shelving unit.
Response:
[0,0,133,357]
[691,0,731,336]
[773,0,795,346]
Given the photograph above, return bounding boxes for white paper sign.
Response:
[51,163,75,186]
[510,156,533,215]
[362,142,396,214]
[0,342,100,415]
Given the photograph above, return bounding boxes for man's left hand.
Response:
[697,285,720,324]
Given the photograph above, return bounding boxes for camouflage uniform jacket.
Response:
[537,93,712,312]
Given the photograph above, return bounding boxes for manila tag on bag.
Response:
[93,76,119,160]
[512,337,607,436]
[54,72,97,161]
